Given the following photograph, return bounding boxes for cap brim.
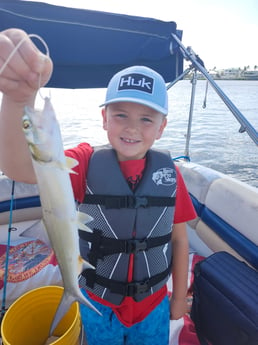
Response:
[99,97,167,115]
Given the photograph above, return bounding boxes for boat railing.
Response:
[170,33,258,149]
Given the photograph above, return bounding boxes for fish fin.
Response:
[83,259,95,270]
[76,289,102,317]
[66,156,79,169]
[53,157,79,174]
[78,255,95,272]
[77,211,93,224]
[49,289,101,335]
[20,219,51,246]
[47,159,77,174]
[77,211,93,232]
[78,222,93,232]
[65,156,79,174]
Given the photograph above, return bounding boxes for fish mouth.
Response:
[29,144,53,163]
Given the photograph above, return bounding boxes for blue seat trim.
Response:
[190,194,203,217]
[202,207,258,269]
[190,194,258,269]
[0,196,41,213]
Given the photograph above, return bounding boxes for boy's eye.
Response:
[116,113,127,118]
[142,117,153,123]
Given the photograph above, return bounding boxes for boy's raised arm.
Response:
[0,29,53,183]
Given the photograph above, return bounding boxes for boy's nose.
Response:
[125,118,139,131]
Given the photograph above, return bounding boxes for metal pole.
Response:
[184,70,198,157]
[171,33,258,146]
[166,67,192,90]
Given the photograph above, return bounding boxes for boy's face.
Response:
[102,102,167,161]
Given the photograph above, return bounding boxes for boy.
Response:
[0,29,196,344]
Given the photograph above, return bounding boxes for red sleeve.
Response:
[174,166,197,224]
[65,143,94,203]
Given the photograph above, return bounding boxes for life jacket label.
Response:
[152,167,176,186]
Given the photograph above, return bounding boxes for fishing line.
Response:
[0,33,49,75]
[0,33,51,99]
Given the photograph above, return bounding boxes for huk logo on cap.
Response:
[118,73,154,94]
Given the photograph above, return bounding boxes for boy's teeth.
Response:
[124,138,135,143]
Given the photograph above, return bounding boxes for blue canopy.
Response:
[0,1,183,88]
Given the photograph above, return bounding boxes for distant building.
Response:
[217,68,242,79]
[241,70,258,80]
[187,66,258,80]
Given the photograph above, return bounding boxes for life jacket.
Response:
[79,147,176,305]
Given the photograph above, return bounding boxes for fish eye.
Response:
[22,118,32,130]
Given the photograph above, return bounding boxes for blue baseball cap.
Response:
[100,66,168,115]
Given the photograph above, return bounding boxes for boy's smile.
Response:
[102,102,167,161]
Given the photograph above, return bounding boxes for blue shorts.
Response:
[80,289,170,345]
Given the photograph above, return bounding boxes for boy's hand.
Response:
[0,28,53,103]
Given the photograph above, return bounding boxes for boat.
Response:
[0,1,257,344]
[241,70,258,80]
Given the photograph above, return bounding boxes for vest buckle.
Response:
[125,196,148,208]
[134,196,148,208]
[127,280,149,296]
[126,239,147,253]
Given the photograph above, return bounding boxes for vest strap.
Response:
[79,229,171,266]
[83,194,175,209]
[82,264,171,297]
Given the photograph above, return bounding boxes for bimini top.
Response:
[0,1,183,88]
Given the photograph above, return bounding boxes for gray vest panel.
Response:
[79,147,176,304]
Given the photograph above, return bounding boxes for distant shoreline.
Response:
[184,68,258,81]
[185,75,258,81]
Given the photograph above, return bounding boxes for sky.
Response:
[29,0,258,70]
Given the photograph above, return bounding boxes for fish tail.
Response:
[76,289,102,316]
[49,289,101,335]
[49,292,75,335]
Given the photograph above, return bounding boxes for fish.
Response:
[22,96,101,335]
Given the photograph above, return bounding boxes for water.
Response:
[33,80,258,188]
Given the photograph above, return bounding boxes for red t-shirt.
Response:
[66,143,196,327]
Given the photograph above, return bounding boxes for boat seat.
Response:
[0,175,42,225]
[177,161,258,269]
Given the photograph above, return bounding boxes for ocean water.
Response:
[38,79,258,187]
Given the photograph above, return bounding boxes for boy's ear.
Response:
[101,108,107,130]
[156,117,167,139]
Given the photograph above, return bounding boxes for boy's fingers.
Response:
[0,30,33,78]
[0,29,52,88]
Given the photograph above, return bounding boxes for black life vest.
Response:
[79,147,176,305]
